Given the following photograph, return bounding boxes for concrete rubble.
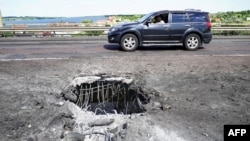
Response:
[64,101,130,141]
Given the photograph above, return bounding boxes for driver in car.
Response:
[154,15,165,24]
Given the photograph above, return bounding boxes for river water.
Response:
[3,16,108,27]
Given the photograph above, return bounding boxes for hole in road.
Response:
[61,74,152,114]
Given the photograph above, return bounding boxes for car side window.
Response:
[150,13,169,24]
[172,13,189,23]
[189,13,208,22]
[161,13,169,23]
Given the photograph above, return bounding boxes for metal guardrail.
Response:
[0,26,250,35]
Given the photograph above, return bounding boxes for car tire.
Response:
[184,34,201,51]
[120,34,138,51]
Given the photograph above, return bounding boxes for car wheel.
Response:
[184,34,201,51]
[120,34,138,51]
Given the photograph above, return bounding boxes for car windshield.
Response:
[137,12,154,23]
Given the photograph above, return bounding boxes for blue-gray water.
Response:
[3,16,108,27]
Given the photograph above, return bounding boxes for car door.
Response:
[168,12,190,41]
[141,13,170,42]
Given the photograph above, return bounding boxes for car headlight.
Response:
[110,26,122,32]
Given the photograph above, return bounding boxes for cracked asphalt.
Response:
[0,36,250,141]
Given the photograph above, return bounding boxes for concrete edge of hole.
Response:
[70,74,134,87]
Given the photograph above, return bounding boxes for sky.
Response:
[0,0,249,17]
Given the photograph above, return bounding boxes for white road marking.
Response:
[0,58,69,61]
[193,54,250,57]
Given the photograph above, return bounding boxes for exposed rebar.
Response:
[62,75,150,114]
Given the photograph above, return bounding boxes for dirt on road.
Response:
[0,54,250,141]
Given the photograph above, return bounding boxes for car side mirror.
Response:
[145,21,151,26]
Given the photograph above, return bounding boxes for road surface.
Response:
[0,36,250,60]
[0,36,250,141]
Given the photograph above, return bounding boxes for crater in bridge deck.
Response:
[61,74,153,114]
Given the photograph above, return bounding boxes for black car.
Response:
[108,10,212,51]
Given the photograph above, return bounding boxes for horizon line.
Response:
[2,9,250,17]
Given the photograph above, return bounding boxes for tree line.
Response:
[112,10,250,24]
[210,10,250,23]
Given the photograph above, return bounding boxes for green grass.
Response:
[85,30,104,36]
[212,30,250,35]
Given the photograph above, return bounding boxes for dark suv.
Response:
[108,10,212,51]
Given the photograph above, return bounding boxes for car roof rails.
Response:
[185,9,202,11]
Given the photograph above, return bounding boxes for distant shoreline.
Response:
[3,15,110,21]
[2,15,109,26]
